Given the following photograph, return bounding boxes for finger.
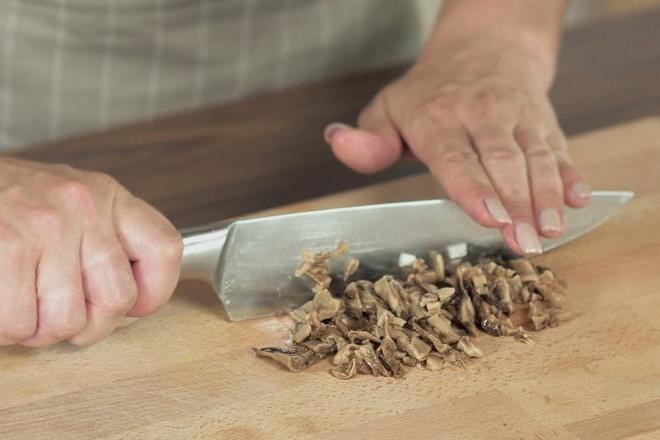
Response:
[0,226,38,345]
[68,230,137,346]
[472,126,542,255]
[113,193,182,318]
[516,126,564,238]
[21,225,86,347]
[548,131,591,208]
[405,116,511,228]
[325,94,403,174]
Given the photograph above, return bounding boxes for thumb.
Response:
[325,95,403,174]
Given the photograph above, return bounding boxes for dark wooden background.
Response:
[17,8,660,228]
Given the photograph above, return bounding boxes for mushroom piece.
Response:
[343,257,360,282]
[509,259,539,283]
[429,251,445,281]
[437,287,457,303]
[311,287,342,321]
[399,335,432,361]
[528,300,550,331]
[458,294,479,336]
[467,268,489,297]
[256,344,325,372]
[493,277,514,314]
[374,276,406,318]
[378,336,406,377]
[257,244,569,379]
[348,330,381,344]
[292,321,312,343]
[425,356,444,371]
[402,356,419,367]
[343,282,364,319]
[456,337,483,358]
[330,357,357,379]
[354,343,391,377]
[426,314,461,344]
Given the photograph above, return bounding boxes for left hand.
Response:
[325,35,590,255]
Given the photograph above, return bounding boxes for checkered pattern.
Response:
[0,0,439,150]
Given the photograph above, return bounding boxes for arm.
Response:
[326,0,589,255]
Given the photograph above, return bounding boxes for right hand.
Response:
[0,158,183,347]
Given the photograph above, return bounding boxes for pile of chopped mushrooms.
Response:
[256,243,569,379]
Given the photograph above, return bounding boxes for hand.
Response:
[0,158,182,347]
[325,34,590,255]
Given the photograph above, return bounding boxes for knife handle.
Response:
[179,222,230,286]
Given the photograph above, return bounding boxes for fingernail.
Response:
[484,197,512,224]
[572,182,591,199]
[324,122,350,144]
[539,208,561,233]
[515,223,543,255]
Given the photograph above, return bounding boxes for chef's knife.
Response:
[179,191,633,321]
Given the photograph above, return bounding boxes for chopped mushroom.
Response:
[509,259,539,284]
[330,357,357,379]
[493,277,514,315]
[255,344,324,372]
[458,294,479,336]
[457,336,483,358]
[292,321,312,344]
[256,243,570,379]
[429,251,445,282]
[343,257,360,281]
[374,276,406,318]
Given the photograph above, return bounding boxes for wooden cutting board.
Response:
[2,118,660,440]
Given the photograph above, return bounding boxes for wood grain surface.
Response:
[15,7,660,228]
[2,118,659,439]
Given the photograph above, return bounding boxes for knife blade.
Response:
[180,191,633,321]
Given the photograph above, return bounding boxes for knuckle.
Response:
[467,90,508,119]
[89,171,121,190]
[50,318,86,341]
[0,229,30,260]
[51,312,87,340]
[503,199,532,219]
[1,184,26,202]
[52,179,96,208]
[525,147,556,163]
[459,185,492,202]
[516,127,546,147]
[24,207,63,233]
[451,186,491,210]
[473,90,498,112]
[435,146,479,165]
[98,288,137,315]
[480,145,524,165]
[419,101,454,125]
[89,252,138,314]
[554,150,573,166]
[50,163,76,174]
[110,275,139,312]
[0,321,36,344]
[547,131,567,150]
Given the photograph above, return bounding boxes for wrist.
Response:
[417,28,559,90]
[418,0,566,90]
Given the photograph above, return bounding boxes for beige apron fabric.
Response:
[0,0,441,150]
